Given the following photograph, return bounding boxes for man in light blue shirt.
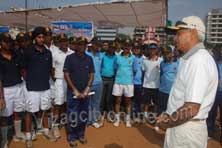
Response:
[86,37,103,128]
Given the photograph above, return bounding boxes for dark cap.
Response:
[133,42,141,48]
[76,36,88,45]
[0,33,13,43]
[123,38,132,46]
[32,26,46,39]
[109,42,117,48]
[69,36,77,44]
[114,37,122,43]
[45,27,52,36]
[16,32,31,42]
[90,37,99,44]
[57,33,68,42]
[148,43,158,49]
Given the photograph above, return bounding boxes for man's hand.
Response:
[82,86,90,98]
[73,90,83,99]
[156,113,170,130]
[0,99,6,110]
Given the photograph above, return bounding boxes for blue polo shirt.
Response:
[217,63,222,92]
[159,60,179,94]
[101,52,116,78]
[25,45,52,91]
[114,54,135,85]
[133,55,143,85]
[63,53,94,92]
[86,51,103,85]
[0,52,24,87]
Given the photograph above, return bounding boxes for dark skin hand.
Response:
[156,102,200,130]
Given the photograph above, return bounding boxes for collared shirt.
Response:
[133,55,144,85]
[63,53,94,92]
[159,60,179,94]
[142,57,162,88]
[86,51,103,85]
[166,43,218,119]
[25,45,52,91]
[0,52,23,87]
[52,48,73,79]
[101,52,116,78]
[114,54,135,85]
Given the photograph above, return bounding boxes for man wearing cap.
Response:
[64,36,94,148]
[156,16,218,148]
[100,42,116,118]
[51,33,73,139]
[24,26,56,148]
[69,36,77,52]
[86,37,103,128]
[0,33,26,147]
[112,38,135,128]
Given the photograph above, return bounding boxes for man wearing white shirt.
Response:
[156,16,218,148]
[52,34,73,139]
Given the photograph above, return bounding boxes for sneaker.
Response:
[126,120,132,128]
[26,140,33,148]
[31,131,37,141]
[69,141,78,148]
[92,122,101,129]
[43,130,57,142]
[53,126,61,139]
[134,118,141,124]
[113,121,120,127]
[13,133,26,142]
[36,128,44,135]
[79,137,88,145]
[2,140,8,148]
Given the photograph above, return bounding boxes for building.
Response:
[206,9,222,44]
[96,28,117,41]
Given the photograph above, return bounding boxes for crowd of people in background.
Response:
[0,24,221,148]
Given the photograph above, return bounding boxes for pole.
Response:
[25,0,28,33]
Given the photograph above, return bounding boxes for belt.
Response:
[189,119,206,122]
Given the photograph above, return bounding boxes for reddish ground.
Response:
[10,122,221,148]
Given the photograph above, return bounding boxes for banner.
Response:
[51,21,93,41]
[0,26,9,33]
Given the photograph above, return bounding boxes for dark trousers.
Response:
[157,91,169,115]
[100,77,114,113]
[67,92,89,142]
[133,85,143,116]
[207,91,222,138]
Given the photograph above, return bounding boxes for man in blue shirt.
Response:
[112,38,135,128]
[101,42,116,117]
[86,37,103,128]
[64,36,94,148]
[158,45,179,115]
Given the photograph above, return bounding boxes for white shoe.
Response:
[31,131,37,141]
[53,126,61,139]
[13,133,26,142]
[154,126,160,132]
[43,129,57,142]
[26,140,33,148]
[113,121,120,127]
[126,121,132,128]
[134,118,141,124]
[36,128,44,135]
[92,122,101,129]
[2,141,8,148]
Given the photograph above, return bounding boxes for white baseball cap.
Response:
[168,16,206,33]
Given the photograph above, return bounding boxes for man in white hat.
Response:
[156,16,218,148]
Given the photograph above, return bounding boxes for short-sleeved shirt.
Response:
[142,57,162,88]
[63,53,94,92]
[52,48,73,79]
[133,55,144,85]
[114,54,135,85]
[159,60,179,94]
[0,52,23,87]
[86,51,103,85]
[25,45,52,91]
[101,52,116,78]
[166,43,218,119]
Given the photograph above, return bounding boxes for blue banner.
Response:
[51,21,93,40]
[0,26,9,33]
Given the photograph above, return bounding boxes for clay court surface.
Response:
[10,122,221,148]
